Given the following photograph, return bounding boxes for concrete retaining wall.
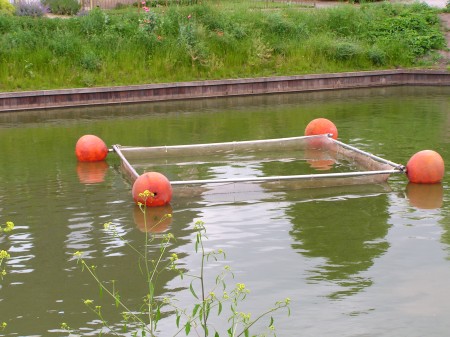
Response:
[1,69,449,112]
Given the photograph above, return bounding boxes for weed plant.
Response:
[0,1,446,91]
[0,221,14,332]
[64,191,290,336]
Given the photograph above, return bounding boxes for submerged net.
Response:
[113,135,404,197]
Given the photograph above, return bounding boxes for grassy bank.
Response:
[0,1,446,92]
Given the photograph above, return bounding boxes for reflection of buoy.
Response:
[77,161,108,184]
[75,135,108,162]
[406,182,443,209]
[305,118,338,140]
[133,204,173,233]
[406,150,445,184]
[132,172,172,207]
[305,148,335,171]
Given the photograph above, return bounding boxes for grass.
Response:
[0,0,446,92]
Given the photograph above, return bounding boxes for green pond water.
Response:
[0,86,449,337]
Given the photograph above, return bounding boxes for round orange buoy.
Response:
[132,172,173,207]
[406,182,443,209]
[75,135,108,162]
[305,118,338,140]
[76,161,108,184]
[133,204,173,233]
[406,150,445,184]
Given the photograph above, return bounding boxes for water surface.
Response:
[0,86,449,336]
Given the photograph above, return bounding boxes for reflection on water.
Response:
[133,204,173,233]
[0,86,450,336]
[287,186,390,299]
[405,182,444,210]
[76,161,109,185]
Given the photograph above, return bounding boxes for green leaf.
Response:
[156,306,161,322]
[115,293,120,308]
[195,234,200,252]
[206,302,211,320]
[149,281,154,299]
[192,304,200,317]
[244,329,249,337]
[185,321,191,335]
[218,301,223,316]
[269,316,274,327]
[214,331,220,337]
[190,281,199,299]
[176,314,181,328]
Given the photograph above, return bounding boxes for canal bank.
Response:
[1,69,449,112]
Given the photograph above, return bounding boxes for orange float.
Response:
[76,161,108,184]
[406,182,443,210]
[75,135,108,162]
[132,172,173,207]
[133,204,173,233]
[406,150,445,184]
[305,118,338,140]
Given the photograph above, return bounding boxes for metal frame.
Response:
[112,135,405,186]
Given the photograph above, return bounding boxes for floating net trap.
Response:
[113,135,405,197]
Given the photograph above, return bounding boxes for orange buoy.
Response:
[133,204,173,233]
[406,150,445,184]
[406,182,443,209]
[75,135,108,162]
[76,161,108,184]
[305,118,338,140]
[132,172,173,207]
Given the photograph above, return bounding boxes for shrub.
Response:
[15,1,47,17]
[0,0,14,15]
[44,0,80,15]
[334,41,363,61]
[367,46,387,66]
[79,8,109,35]
[445,0,450,13]
[80,51,102,71]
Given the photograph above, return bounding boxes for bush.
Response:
[79,8,109,35]
[44,0,80,15]
[445,0,450,12]
[334,41,363,61]
[80,51,102,71]
[367,46,387,66]
[15,1,47,17]
[0,0,14,15]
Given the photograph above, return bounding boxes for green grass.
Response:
[0,0,446,91]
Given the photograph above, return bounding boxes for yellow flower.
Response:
[83,299,93,305]
[0,250,10,259]
[74,251,83,258]
[4,222,14,232]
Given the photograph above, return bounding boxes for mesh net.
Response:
[114,135,403,197]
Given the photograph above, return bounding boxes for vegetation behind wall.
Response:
[0,0,446,91]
